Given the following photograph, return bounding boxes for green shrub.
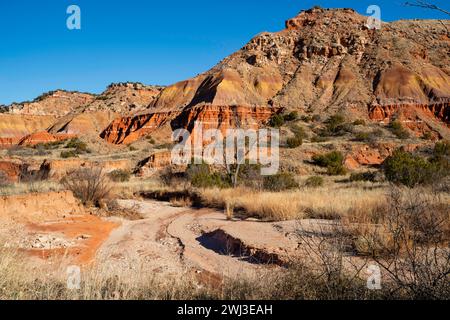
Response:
[433,140,450,158]
[371,128,384,138]
[108,169,131,182]
[290,125,308,140]
[311,136,329,143]
[34,141,65,150]
[354,132,370,142]
[326,114,346,133]
[353,119,366,126]
[60,150,78,159]
[66,138,87,150]
[283,111,299,122]
[286,136,303,149]
[301,115,312,122]
[312,151,344,167]
[317,114,352,137]
[312,151,347,176]
[65,138,90,154]
[431,140,450,173]
[304,176,324,188]
[263,172,299,191]
[422,131,433,141]
[146,136,156,144]
[349,171,377,182]
[285,125,307,148]
[389,121,410,139]
[186,163,231,189]
[382,149,446,187]
[269,114,285,128]
[235,163,264,189]
[326,164,347,176]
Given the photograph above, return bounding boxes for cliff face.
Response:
[100,111,177,144]
[100,8,449,144]
[101,105,277,144]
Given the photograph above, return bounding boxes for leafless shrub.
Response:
[169,197,193,208]
[61,168,111,207]
[19,165,46,184]
[295,222,372,299]
[0,171,11,188]
[159,166,188,188]
[100,199,144,220]
[343,186,450,299]
[368,187,450,299]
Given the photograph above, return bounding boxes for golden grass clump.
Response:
[197,185,386,221]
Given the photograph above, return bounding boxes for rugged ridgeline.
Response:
[6,90,96,117]
[1,7,449,148]
[102,7,450,144]
[0,83,163,147]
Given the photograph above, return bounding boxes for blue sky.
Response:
[0,0,448,104]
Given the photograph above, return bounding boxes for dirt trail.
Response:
[1,193,303,281]
[95,200,301,281]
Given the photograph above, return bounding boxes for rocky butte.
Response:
[0,7,449,149]
[100,7,450,144]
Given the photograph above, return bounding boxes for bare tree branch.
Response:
[405,1,450,16]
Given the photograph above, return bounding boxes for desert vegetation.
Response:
[1,182,448,300]
[61,168,111,207]
[0,5,449,301]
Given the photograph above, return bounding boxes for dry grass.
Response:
[1,244,431,300]
[342,186,450,255]
[0,249,213,300]
[0,246,393,300]
[61,168,111,207]
[111,177,163,199]
[169,197,193,208]
[0,180,62,196]
[198,183,386,221]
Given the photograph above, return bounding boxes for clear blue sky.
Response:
[0,0,448,104]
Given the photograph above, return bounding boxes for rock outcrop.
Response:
[343,143,422,169]
[6,90,95,117]
[101,104,277,145]
[18,131,76,146]
[48,111,119,137]
[0,114,56,148]
[0,160,23,182]
[134,151,173,177]
[81,82,164,115]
